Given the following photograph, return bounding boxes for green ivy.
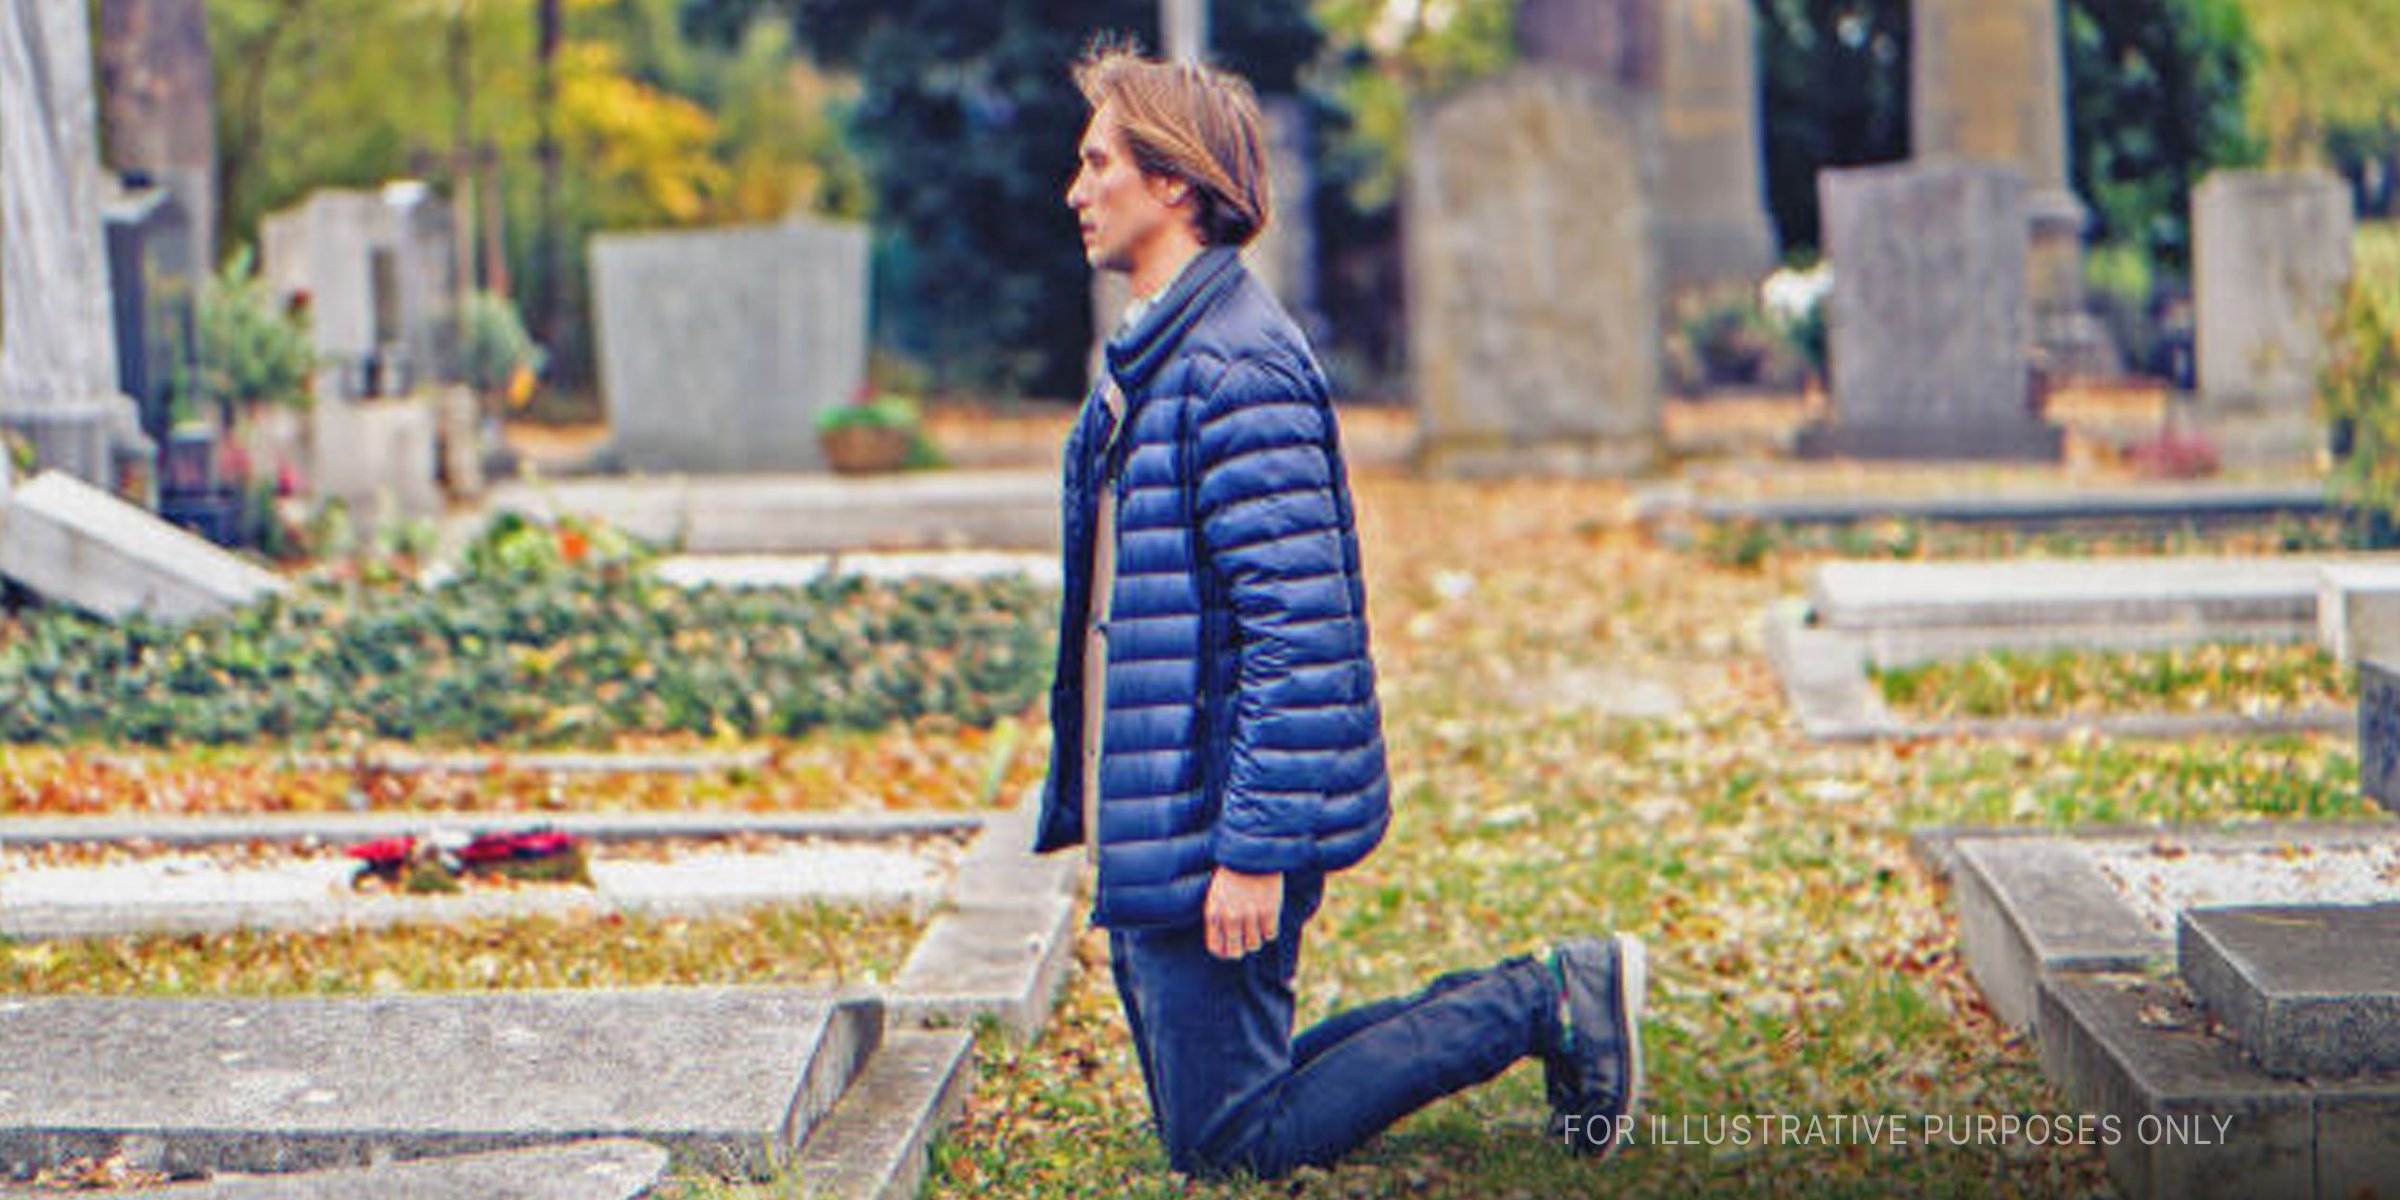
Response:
[0,519,1055,748]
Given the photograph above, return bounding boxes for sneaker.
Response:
[1544,933,1647,1159]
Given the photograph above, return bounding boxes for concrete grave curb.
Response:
[796,1030,976,1200]
[91,1138,670,1199]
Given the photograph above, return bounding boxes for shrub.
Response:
[185,247,315,414]
[452,291,547,407]
[2319,274,2400,544]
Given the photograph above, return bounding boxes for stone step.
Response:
[2180,904,2400,1079]
[1809,556,2349,633]
[796,1030,975,1200]
[0,990,880,1180]
[91,1138,669,1199]
[0,470,285,622]
[2037,973,2400,1200]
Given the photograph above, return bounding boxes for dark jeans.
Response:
[1107,873,1564,1180]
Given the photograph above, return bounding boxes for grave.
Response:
[258,184,458,401]
[590,217,868,474]
[1656,0,1775,300]
[1796,161,2063,460]
[2194,170,2354,416]
[1930,822,2400,1199]
[1910,0,2108,375]
[1768,555,2359,741]
[0,470,286,622]
[305,396,443,525]
[0,990,882,1179]
[0,0,153,490]
[1407,61,1664,478]
[2317,565,2400,665]
[467,469,1059,556]
[103,184,200,444]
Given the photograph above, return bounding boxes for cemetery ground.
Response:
[0,406,2384,1197]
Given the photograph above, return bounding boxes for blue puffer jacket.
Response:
[1035,247,1391,929]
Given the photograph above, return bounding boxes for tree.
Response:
[2064,0,2257,269]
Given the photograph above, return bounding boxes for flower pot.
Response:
[820,424,912,474]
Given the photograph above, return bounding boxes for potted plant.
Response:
[816,390,929,474]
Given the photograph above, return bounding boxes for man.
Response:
[1036,42,1648,1181]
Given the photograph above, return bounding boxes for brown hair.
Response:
[1073,40,1271,247]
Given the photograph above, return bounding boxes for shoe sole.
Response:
[1605,932,1648,1161]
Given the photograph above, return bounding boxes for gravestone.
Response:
[1518,0,1660,89]
[2361,658,2400,811]
[0,470,285,622]
[1911,0,2098,371]
[590,217,868,474]
[1657,0,1775,300]
[1407,65,1664,478]
[259,185,459,402]
[307,397,442,526]
[96,0,218,270]
[1245,97,1322,341]
[2317,565,2400,665]
[2194,170,2353,414]
[0,0,153,489]
[1797,161,2063,460]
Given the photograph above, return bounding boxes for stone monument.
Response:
[0,0,152,489]
[1407,63,1664,477]
[2193,170,2354,414]
[97,0,219,269]
[1912,0,2110,374]
[1658,0,1776,299]
[260,184,459,401]
[590,216,869,473]
[1797,160,2063,460]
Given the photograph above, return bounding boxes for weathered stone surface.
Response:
[590,217,868,474]
[2181,904,2400,1079]
[0,990,881,1180]
[475,470,1058,554]
[1951,837,2166,1030]
[111,1139,668,1199]
[2037,975,2317,1200]
[796,1031,974,1200]
[1809,556,2332,633]
[2364,659,2400,811]
[892,800,1079,1040]
[0,470,285,621]
[1518,0,1660,88]
[2317,565,2400,666]
[0,0,150,487]
[2315,1079,2400,1200]
[1407,66,1663,478]
[1798,161,2060,460]
[2195,170,2354,415]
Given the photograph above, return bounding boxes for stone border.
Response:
[0,810,981,850]
[1639,481,2330,530]
[795,1030,976,1200]
[889,797,1081,1042]
[1926,821,2400,1199]
[271,750,773,776]
[1763,600,2352,744]
[97,1138,671,1199]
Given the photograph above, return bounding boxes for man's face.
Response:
[1067,103,1187,275]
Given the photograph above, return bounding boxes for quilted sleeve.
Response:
[1192,356,1366,875]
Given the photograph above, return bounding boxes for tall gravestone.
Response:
[1407,62,1664,478]
[590,217,868,473]
[0,0,151,489]
[2194,170,2354,414]
[1797,161,2063,460]
[97,0,218,270]
[1912,0,2106,372]
[1658,0,1775,299]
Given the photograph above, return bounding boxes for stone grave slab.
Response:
[110,1139,667,1199]
[1808,556,2335,667]
[2180,904,2400,1079]
[2320,566,2400,665]
[795,1030,974,1200]
[1949,836,2168,1030]
[308,398,441,525]
[471,470,1058,556]
[590,217,867,474]
[0,470,285,621]
[0,990,881,1179]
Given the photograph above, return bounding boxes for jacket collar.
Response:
[1103,246,1244,397]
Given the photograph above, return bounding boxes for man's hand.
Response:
[1204,867,1283,960]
